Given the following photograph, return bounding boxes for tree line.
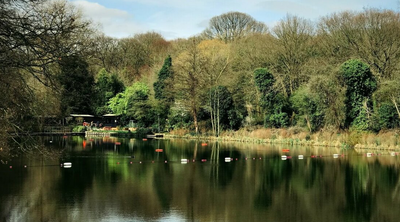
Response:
[2,0,400,141]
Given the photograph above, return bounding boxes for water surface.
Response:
[1,136,400,222]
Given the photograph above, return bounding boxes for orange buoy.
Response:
[155,149,163,152]
[201,143,208,146]
[115,142,121,145]
[282,149,290,153]
[143,138,148,141]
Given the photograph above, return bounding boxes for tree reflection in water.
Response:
[1,136,400,222]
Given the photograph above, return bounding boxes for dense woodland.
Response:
[2,0,400,145]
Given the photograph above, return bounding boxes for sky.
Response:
[69,0,397,40]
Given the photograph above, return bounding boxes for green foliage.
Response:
[264,93,291,128]
[58,56,94,115]
[94,68,125,115]
[72,126,86,133]
[167,103,192,130]
[108,82,153,127]
[291,87,324,132]
[351,108,370,131]
[108,93,126,115]
[378,103,400,129]
[209,85,240,130]
[254,68,275,110]
[154,55,174,100]
[230,73,250,126]
[228,109,242,130]
[253,67,291,128]
[340,59,377,128]
[134,127,153,137]
[309,75,346,130]
[266,112,289,128]
[153,55,174,130]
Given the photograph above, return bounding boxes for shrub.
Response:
[266,112,289,128]
[72,126,86,133]
[378,103,400,129]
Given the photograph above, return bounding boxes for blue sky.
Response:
[69,0,397,40]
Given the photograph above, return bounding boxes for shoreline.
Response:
[11,127,400,151]
[164,128,400,151]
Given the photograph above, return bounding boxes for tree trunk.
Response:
[392,96,400,120]
[217,89,220,137]
[305,115,312,132]
[193,110,199,134]
[210,89,215,136]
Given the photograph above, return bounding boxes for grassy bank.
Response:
[165,127,400,151]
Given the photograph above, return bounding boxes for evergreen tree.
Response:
[254,68,275,110]
[339,59,377,129]
[154,55,174,100]
[254,68,290,128]
[153,55,174,131]
[94,68,124,115]
[58,56,94,115]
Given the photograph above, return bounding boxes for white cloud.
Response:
[69,0,397,40]
[121,0,211,9]
[256,0,396,20]
[71,0,145,38]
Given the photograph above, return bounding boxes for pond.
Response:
[1,136,400,222]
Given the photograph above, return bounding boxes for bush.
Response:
[352,108,370,131]
[378,103,399,129]
[72,126,86,133]
[343,130,362,148]
[134,128,152,137]
[265,112,289,128]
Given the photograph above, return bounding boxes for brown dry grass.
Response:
[169,128,190,136]
[250,128,273,139]
[166,126,400,150]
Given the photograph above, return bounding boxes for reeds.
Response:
[166,127,400,150]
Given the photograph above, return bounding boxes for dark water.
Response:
[1,136,400,222]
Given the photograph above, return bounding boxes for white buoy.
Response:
[281,155,287,160]
[333,154,339,158]
[225,157,232,162]
[391,152,396,157]
[367,153,372,157]
[181,159,188,164]
[298,155,304,160]
[63,162,72,168]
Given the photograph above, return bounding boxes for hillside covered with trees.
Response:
[2,0,400,148]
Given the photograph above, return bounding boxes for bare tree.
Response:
[273,14,315,96]
[202,11,268,43]
[0,0,95,149]
[173,38,208,134]
[1,0,94,86]
[198,40,230,136]
[318,9,400,80]
[90,34,121,72]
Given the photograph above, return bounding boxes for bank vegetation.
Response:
[2,0,400,153]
